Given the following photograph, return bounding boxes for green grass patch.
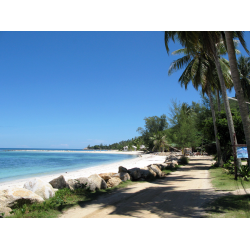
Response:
[207,164,250,218]
[205,194,250,218]
[209,166,250,191]
[6,180,137,218]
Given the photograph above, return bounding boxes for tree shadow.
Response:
[75,164,216,218]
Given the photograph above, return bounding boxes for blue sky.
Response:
[0,31,250,149]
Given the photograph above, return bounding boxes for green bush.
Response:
[179,156,189,165]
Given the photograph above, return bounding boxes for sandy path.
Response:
[60,156,220,218]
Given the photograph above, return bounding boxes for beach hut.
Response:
[132,145,137,151]
[123,146,128,151]
[140,145,146,149]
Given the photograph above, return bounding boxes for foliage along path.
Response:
[60,156,222,218]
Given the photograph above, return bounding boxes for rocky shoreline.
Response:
[0,153,183,217]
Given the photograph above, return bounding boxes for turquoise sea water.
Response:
[0,148,137,183]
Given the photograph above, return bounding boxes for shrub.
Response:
[179,156,189,165]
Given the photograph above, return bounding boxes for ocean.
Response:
[0,148,137,183]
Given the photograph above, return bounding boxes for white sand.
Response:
[0,151,166,190]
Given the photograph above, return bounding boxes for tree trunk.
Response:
[209,37,241,174]
[217,90,221,112]
[207,84,223,166]
[225,31,250,170]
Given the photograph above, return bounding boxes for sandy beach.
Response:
[0,151,166,190]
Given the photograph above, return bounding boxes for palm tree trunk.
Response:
[209,37,241,176]
[207,83,223,166]
[225,31,250,170]
[217,90,221,112]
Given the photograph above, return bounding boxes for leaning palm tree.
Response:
[165,31,242,172]
[168,42,233,165]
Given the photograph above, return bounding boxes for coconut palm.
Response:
[165,31,243,173]
[237,55,250,101]
[224,32,250,169]
[150,132,168,152]
[168,42,233,165]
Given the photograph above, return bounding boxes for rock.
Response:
[147,167,157,178]
[172,160,178,166]
[23,178,55,200]
[49,175,68,189]
[140,168,156,180]
[99,173,116,182]
[88,174,107,190]
[76,177,97,192]
[112,172,131,182]
[128,168,141,180]
[67,177,96,192]
[107,177,122,188]
[148,164,164,178]
[0,188,44,216]
[118,166,128,173]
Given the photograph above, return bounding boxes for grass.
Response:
[205,194,250,218]
[6,180,138,218]
[209,166,250,191]
[5,166,180,218]
[205,164,250,218]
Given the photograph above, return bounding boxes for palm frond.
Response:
[168,55,191,76]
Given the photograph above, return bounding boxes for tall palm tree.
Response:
[165,31,242,173]
[237,55,250,101]
[225,31,250,163]
[168,43,233,165]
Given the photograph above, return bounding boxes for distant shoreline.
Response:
[3,149,144,155]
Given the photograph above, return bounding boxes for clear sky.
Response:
[0,31,250,149]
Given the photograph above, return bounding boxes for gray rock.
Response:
[23,178,55,200]
[112,172,131,182]
[118,166,128,173]
[148,164,164,178]
[140,168,156,179]
[49,175,68,189]
[67,177,96,192]
[88,174,107,190]
[128,168,141,180]
[76,177,97,192]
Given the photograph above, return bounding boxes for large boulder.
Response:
[112,172,131,182]
[148,164,164,178]
[118,166,128,173]
[107,177,122,188]
[140,168,156,180]
[76,177,96,192]
[49,175,68,189]
[99,173,116,182]
[0,188,44,216]
[128,168,141,180]
[23,178,55,200]
[88,174,107,190]
[67,177,96,192]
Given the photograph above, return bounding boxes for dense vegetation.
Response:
[89,31,250,180]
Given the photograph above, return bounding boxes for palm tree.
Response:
[237,55,250,101]
[168,42,233,165]
[150,132,168,152]
[225,31,250,168]
[165,31,242,174]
